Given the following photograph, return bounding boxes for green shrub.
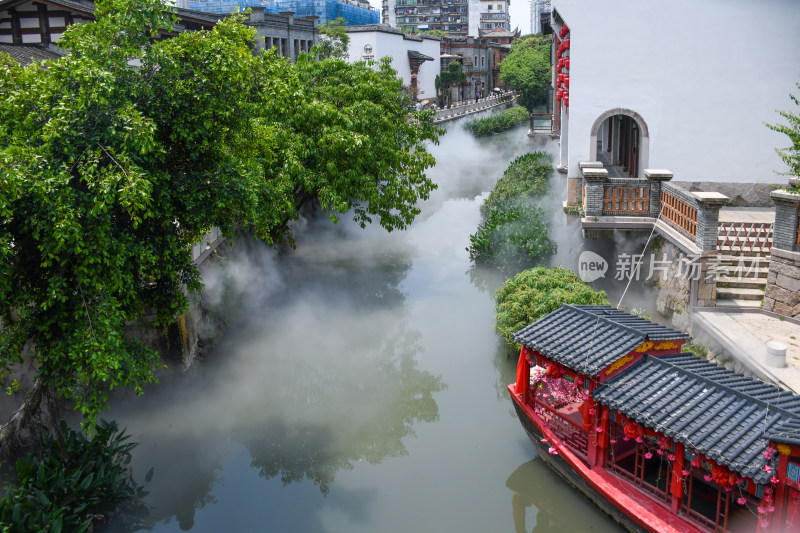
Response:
[468,200,555,272]
[481,152,552,218]
[494,267,609,350]
[0,420,150,533]
[465,105,530,136]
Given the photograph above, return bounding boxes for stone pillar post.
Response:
[771,187,800,252]
[692,192,728,251]
[582,168,608,218]
[643,169,673,218]
[764,185,800,318]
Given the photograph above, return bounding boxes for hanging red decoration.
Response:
[546,363,564,379]
[564,77,570,88]
[565,58,570,69]
[556,91,562,101]
[712,464,733,487]
[623,421,642,440]
[564,94,569,106]
[564,39,570,49]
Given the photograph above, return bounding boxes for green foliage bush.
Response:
[465,105,530,137]
[0,420,150,532]
[468,200,556,272]
[481,152,552,218]
[468,151,555,272]
[494,267,609,350]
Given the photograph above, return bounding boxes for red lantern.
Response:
[564,76,570,88]
[556,49,562,59]
[564,94,569,106]
[565,58,570,69]
[556,90,562,101]
[564,38,570,49]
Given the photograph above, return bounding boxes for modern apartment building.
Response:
[382,0,509,37]
[191,0,379,26]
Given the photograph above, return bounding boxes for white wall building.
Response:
[346,25,441,102]
[552,0,800,187]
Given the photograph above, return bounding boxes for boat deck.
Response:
[511,388,706,533]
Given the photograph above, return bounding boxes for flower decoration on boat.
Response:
[644,452,653,459]
[530,365,548,384]
[737,496,747,505]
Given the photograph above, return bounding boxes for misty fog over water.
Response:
[107,117,632,532]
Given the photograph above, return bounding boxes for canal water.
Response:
[108,118,629,532]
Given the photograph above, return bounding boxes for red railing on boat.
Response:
[532,397,589,464]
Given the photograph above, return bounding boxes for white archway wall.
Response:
[555,0,800,183]
[588,108,650,179]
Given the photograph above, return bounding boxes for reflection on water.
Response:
[104,119,624,532]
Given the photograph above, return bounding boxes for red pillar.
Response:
[514,347,530,402]
[671,441,685,514]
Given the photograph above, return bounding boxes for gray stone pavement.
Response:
[692,309,800,393]
[718,207,775,224]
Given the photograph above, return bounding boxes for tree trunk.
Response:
[0,379,46,456]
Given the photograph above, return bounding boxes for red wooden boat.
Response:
[509,304,800,533]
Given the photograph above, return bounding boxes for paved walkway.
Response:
[718,206,775,224]
[693,309,800,392]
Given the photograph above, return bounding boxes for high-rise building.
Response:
[190,0,379,26]
[381,0,509,38]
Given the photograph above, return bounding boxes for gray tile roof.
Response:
[0,44,63,65]
[512,304,688,375]
[593,353,800,483]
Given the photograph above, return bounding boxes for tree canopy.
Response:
[499,34,552,111]
[494,267,609,350]
[0,0,441,428]
[435,61,467,107]
[767,82,800,178]
[315,17,350,60]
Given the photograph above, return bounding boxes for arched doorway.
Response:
[589,109,649,179]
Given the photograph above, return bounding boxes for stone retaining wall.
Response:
[763,248,800,318]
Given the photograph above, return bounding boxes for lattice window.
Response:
[603,186,649,214]
[660,191,698,238]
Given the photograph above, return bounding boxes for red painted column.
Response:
[514,347,530,403]
[771,451,789,532]
[670,441,685,514]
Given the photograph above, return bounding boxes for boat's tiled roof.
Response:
[512,304,688,375]
[593,353,800,483]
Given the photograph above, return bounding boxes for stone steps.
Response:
[713,298,763,309]
[716,275,767,289]
[716,287,766,301]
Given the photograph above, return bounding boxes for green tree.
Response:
[494,267,609,350]
[499,34,552,111]
[767,82,800,178]
[436,61,467,107]
[315,17,349,60]
[0,0,440,438]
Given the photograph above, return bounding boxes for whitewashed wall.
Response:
[555,0,800,183]
[347,29,441,101]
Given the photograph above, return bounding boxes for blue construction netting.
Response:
[189,0,379,25]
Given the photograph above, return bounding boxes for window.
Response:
[481,56,485,67]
